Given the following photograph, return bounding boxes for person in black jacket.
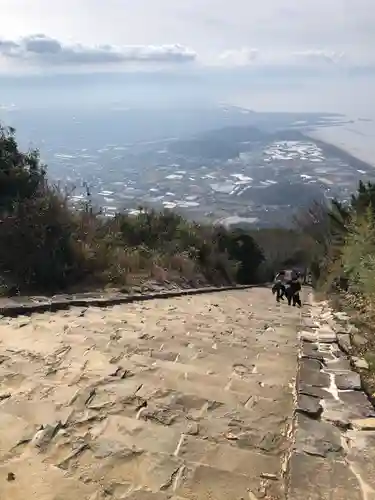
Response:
[285,277,302,307]
[272,271,286,302]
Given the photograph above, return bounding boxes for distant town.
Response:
[3,106,375,228]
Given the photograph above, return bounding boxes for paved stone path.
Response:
[290,293,375,500]
[0,288,301,500]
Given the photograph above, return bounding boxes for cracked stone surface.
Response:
[290,293,375,500]
[0,288,301,500]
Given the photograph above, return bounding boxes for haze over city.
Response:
[1,0,375,227]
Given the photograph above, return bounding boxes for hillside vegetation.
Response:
[297,180,375,307]
[297,180,375,398]
[2,124,292,295]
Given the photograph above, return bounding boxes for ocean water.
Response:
[232,76,375,167]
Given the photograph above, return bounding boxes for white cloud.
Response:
[219,48,259,67]
[216,47,349,68]
[0,0,374,74]
[292,50,346,65]
[0,34,197,66]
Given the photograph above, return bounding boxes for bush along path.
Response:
[288,291,375,500]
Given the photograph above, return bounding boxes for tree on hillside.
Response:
[294,180,375,287]
[0,125,46,213]
[351,180,375,215]
[215,228,264,283]
[0,125,87,292]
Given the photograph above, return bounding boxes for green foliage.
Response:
[341,209,375,299]
[298,180,375,318]
[0,126,46,212]
[351,180,375,215]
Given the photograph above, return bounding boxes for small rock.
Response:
[347,324,359,335]
[334,312,350,322]
[260,472,278,481]
[336,372,361,390]
[302,343,324,362]
[7,472,15,482]
[321,312,333,321]
[337,334,352,354]
[0,392,11,401]
[325,358,352,373]
[297,394,322,419]
[321,399,352,429]
[32,423,61,451]
[352,334,367,348]
[316,331,337,343]
[0,355,9,365]
[351,418,375,430]
[225,432,239,441]
[300,331,318,343]
[186,422,200,436]
[301,318,319,329]
[352,357,369,370]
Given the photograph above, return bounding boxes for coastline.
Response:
[306,122,375,169]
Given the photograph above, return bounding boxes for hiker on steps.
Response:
[285,276,302,307]
[272,270,286,303]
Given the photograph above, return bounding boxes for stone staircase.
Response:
[288,292,375,500]
[0,287,301,500]
[0,286,374,499]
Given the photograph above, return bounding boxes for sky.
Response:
[0,0,374,118]
[0,0,374,73]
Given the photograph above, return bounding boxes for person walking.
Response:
[272,271,286,302]
[285,276,302,307]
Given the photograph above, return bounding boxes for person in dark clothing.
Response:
[272,271,286,302]
[285,278,302,307]
[272,280,286,302]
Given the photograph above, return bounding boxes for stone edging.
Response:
[287,291,375,499]
[0,284,263,317]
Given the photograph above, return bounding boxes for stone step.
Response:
[174,463,280,500]
[288,452,363,500]
[289,291,375,499]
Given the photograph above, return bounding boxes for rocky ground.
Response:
[0,287,301,500]
[290,293,375,500]
[1,287,374,500]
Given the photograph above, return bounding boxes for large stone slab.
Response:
[288,452,363,499]
[0,455,99,500]
[352,357,369,370]
[337,333,352,354]
[297,394,323,418]
[351,418,375,430]
[299,359,330,388]
[176,435,279,477]
[323,398,375,429]
[175,464,268,500]
[294,414,343,458]
[340,391,375,416]
[335,372,362,390]
[324,357,352,373]
[346,430,375,492]
[301,342,325,362]
[299,383,333,400]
